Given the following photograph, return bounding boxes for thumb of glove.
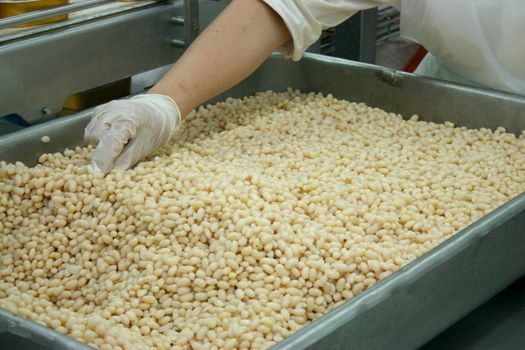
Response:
[91,120,135,174]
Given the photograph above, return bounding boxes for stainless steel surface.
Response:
[184,0,199,46]
[376,5,400,44]
[0,53,524,349]
[311,9,378,63]
[0,0,116,30]
[0,108,93,164]
[171,14,185,48]
[0,0,160,44]
[275,193,525,350]
[0,1,185,123]
[171,0,199,48]
[357,8,378,63]
[216,54,525,135]
[0,0,229,124]
[422,276,525,350]
[0,308,95,350]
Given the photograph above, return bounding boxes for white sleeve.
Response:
[263,0,394,61]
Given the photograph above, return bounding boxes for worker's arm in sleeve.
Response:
[263,0,386,61]
[151,0,386,115]
[85,0,389,174]
[85,0,290,174]
[149,0,291,117]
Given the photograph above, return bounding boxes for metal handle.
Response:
[171,0,199,48]
[0,0,117,30]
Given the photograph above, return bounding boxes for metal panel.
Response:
[376,5,400,44]
[0,0,162,44]
[0,1,186,123]
[0,53,524,350]
[0,0,228,124]
[422,276,525,349]
[314,9,378,63]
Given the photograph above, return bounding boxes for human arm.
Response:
[151,0,396,114]
[85,0,290,174]
[149,0,291,117]
[85,0,392,174]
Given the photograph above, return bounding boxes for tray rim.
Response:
[1,52,524,349]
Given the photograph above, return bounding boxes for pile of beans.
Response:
[1,90,524,350]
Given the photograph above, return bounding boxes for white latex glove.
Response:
[84,94,181,174]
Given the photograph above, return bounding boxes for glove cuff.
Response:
[131,93,182,133]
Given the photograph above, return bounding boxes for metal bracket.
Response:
[332,8,378,63]
[171,0,199,48]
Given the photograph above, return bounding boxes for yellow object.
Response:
[0,0,69,27]
[63,78,131,111]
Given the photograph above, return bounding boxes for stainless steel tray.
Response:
[1,53,524,350]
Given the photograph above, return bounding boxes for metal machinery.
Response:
[0,0,395,128]
[0,0,228,126]
[310,5,400,63]
[1,2,524,350]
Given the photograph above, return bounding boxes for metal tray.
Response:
[1,53,524,350]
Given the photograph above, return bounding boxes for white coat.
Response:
[263,0,525,95]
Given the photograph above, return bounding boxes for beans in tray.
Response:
[1,90,524,350]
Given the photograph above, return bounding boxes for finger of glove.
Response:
[84,101,134,145]
[91,121,134,174]
[113,135,147,171]
[113,115,175,171]
[84,105,115,146]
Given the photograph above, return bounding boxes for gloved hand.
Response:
[84,94,181,174]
